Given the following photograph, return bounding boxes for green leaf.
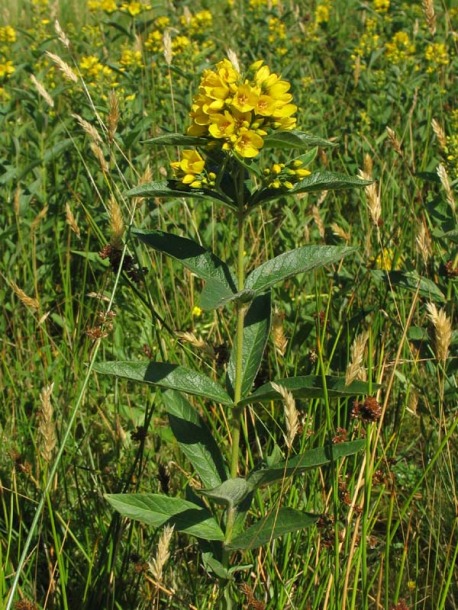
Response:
[200,279,244,310]
[247,440,365,489]
[263,130,338,150]
[105,493,225,541]
[226,292,271,399]
[125,180,232,206]
[202,553,231,579]
[250,172,371,207]
[372,270,445,302]
[133,229,237,292]
[164,390,228,489]
[244,246,355,295]
[226,508,318,551]
[239,375,376,406]
[94,361,233,405]
[198,478,252,508]
[141,133,208,146]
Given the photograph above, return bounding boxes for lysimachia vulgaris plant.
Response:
[95,57,372,604]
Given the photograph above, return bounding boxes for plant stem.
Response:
[225,171,246,553]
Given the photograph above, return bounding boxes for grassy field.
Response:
[1,0,457,609]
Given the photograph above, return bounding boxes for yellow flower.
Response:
[192,305,202,317]
[385,31,415,64]
[0,60,15,79]
[233,130,264,158]
[373,0,390,13]
[87,0,117,11]
[171,150,209,188]
[119,47,144,69]
[208,111,236,139]
[373,248,402,271]
[120,1,151,16]
[425,43,449,73]
[187,59,296,158]
[0,26,16,43]
[315,5,330,25]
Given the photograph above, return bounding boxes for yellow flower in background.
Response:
[88,0,117,11]
[425,43,449,73]
[0,60,15,79]
[373,0,390,13]
[385,31,415,64]
[373,248,402,271]
[0,26,16,43]
[315,0,332,26]
[186,59,296,158]
[180,10,213,35]
[192,306,202,317]
[120,1,151,16]
[120,47,144,69]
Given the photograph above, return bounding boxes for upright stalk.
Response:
[221,170,247,608]
[229,204,246,479]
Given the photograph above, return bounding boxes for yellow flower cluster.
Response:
[373,0,390,13]
[351,19,381,64]
[80,55,113,79]
[187,59,297,158]
[0,26,16,43]
[268,17,287,55]
[249,0,279,7]
[171,150,216,189]
[373,248,402,271]
[0,60,15,79]
[315,1,332,25]
[263,160,311,189]
[385,31,415,64]
[425,43,449,73]
[87,0,117,11]
[120,1,151,16]
[120,47,144,69]
[180,10,213,36]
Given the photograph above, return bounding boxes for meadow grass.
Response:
[0,0,457,609]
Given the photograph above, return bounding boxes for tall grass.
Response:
[1,0,457,608]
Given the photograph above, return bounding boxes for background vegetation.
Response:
[0,0,457,609]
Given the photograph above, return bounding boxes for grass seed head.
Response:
[45,51,78,82]
[30,75,54,108]
[149,524,174,584]
[422,0,436,36]
[65,202,81,238]
[271,382,299,450]
[346,330,369,385]
[431,118,446,150]
[38,383,57,463]
[10,281,40,310]
[426,302,452,363]
[437,164,455,213]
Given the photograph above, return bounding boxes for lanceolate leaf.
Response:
[239,375,377,406]
[105,493,225,541]
[225,508,318,551]
[372,270,445,302]
[249,171,371,207]
[247,440,365,489]
[94,361,233,405]
[126,181,231,205]
[164,390,228,489]
[198,478,252,508]
[226,292,271,400]
[200,279,242,310]
[263,130,338,150]
[134,229,237,292]
[244,246,355,295]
